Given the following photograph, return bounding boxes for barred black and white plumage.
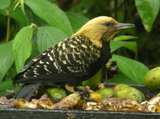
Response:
[13,36,109,85]
[13,16,134,100]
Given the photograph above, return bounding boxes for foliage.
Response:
[109,54,149,84]
[135,0,160,32]
[13,25,33,72]
[0,0,159,96]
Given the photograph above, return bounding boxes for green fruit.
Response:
[82,69,102,89]
[144,67,160,91]
[46,88,67,100]
[156,93,160,96]
[113,84,146,103]
[96,88,113,99]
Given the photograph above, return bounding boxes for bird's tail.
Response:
[14,83,40,101]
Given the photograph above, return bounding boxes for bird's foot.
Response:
[75,87,95,101]
[65,84,95,101]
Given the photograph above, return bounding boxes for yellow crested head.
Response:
[72,16,134,47]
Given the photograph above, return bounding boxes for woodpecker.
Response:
[13,16,134,100]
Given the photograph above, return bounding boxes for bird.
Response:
[13,16,135,100]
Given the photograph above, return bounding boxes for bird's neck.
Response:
[72,34,103,48]
[72,29,103,48]
[89,38,102,48]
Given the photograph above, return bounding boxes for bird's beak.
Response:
[113,23,135,30]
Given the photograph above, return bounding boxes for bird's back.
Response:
[13,36,110,86]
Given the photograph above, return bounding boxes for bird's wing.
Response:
[57,36,102,79]
[13,36,101,84]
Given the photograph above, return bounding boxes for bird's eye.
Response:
[104,22,112,27]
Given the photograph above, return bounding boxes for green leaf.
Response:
[110,40,137,53]
[135,0,160,32]
[110,54,149,84]
[25,0,73,37]
[37,26,68,53]
[110,40,127,52]
[0,80,12,92]
[13,26,33,72]
[0,0,10,9]
[66,12,89,33]
[114,35,138,41]
[107,71,138,84]
[123,41,137,53]
[0,85,23,98]
[0,7,28,26]
[0,41,14,81]
[14,0,25,15]
[25,6,46,26]
[11,6,28,26]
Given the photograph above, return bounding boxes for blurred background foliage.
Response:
[0,0,160,97]
[56,0,160,67]
[1,0,160,67]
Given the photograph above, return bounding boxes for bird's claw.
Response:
[75,87,96,101]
